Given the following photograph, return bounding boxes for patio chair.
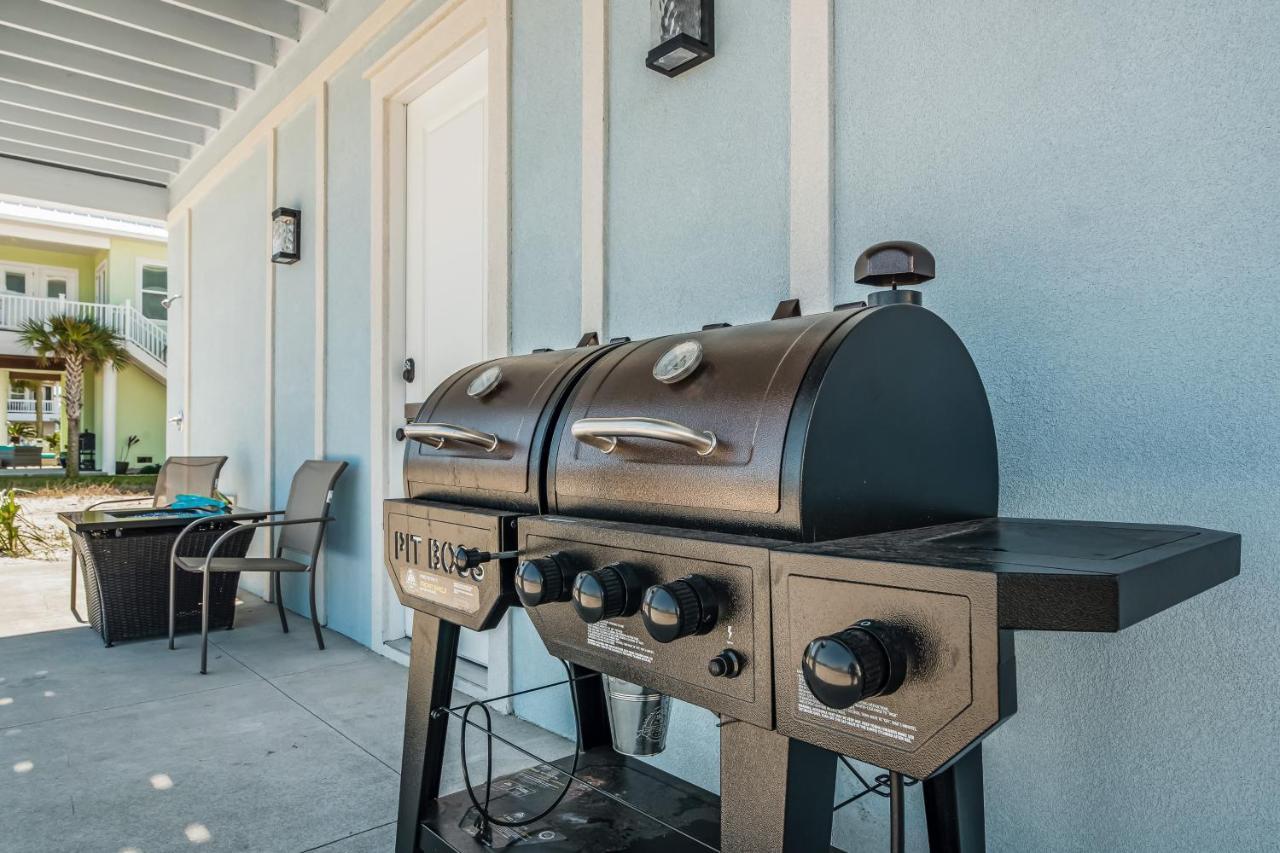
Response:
[168,459,348,674]
[71,455,228,622]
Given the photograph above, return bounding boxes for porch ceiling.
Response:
[0,0,329,188]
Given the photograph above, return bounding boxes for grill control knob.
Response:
[641,575,719,643]
[802,621,908,709]
[515,553,576,607]
[571,563,643,623]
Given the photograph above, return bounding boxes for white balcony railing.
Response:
[0,293,167,365]
[7,399,60,417]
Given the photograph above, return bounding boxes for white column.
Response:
[101,365,118,474]
[581,0,608,339]
[789,0,835,312]
[0,370,9,446]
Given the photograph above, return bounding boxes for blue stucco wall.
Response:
[510,0,583,355]
[188,145,270,600]
[605,0,790,340]
[274,103,319,616]
[826,1,1280,850]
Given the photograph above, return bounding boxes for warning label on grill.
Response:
[401,568,479,614]
[586,621,654,664]
[796,671,918,746]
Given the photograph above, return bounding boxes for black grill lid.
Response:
[404,343,612,513]
[550,304,999,541]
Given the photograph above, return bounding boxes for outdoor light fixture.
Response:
[646,0,714,78]
[271,207,301,265]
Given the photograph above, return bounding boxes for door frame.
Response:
[366,0,511,695]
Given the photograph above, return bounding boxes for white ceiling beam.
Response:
[0,103,192,159]
[0,156,168,218]
[0,141,170,184]
[280,0,327,9]
[0,56,222,128]
[0,122,180,173]
[0,26,236,109]
[0,2,255,89]
[160,0,301,41]
[0,80,206,144]
[42,0,278,67]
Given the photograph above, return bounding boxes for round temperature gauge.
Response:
[466,365,502,398]
[652,340,703,384]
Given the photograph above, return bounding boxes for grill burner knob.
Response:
[641,575,718,643]
[572,563,643,623]
[515,553,576,607]
[802,621,908,709]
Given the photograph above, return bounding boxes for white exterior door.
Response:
[401,50,497,682]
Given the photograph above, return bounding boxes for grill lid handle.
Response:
[403,422,499,452]
[571,417,717,457]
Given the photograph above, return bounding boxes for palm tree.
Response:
[19,315,128,478]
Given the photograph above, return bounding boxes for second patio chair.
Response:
[71,455,228,622]
[168,459,348,674]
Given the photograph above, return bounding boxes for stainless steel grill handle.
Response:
[571,417,717,457]
[404,422,499,452]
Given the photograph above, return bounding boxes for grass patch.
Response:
[4,474,157,497]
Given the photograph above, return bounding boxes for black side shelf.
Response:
[779,517,1240,632]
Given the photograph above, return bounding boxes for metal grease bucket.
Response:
[601,674,671,756]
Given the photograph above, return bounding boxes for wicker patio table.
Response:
[58,507,265,646]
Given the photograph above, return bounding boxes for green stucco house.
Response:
[0,200,167,471]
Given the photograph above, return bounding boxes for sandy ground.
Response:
[5,487,149,561]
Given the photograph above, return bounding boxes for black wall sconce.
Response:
[271,207,301,265]
[646,0,714,77]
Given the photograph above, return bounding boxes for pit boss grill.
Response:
[386,242,1240,853]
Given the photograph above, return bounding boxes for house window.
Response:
[3,269,29,294]
[45,278,68,299]
[139,263,168,320]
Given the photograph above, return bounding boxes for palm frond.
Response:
[18,314,130,369]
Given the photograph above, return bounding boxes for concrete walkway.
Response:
[0,559,571,853]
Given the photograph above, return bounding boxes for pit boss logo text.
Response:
[393,532,484,581]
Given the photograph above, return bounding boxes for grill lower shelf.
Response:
[423,746,839,852]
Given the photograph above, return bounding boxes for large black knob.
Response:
[641,575,718,643]
[571,563,642,623]
[854,241,934,306]
[802,621,908,709]
[515,553,575,607]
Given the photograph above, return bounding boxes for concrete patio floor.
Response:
[0,559,573,853]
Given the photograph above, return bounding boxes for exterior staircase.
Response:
[0,293,166,381]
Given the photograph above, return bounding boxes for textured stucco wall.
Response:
[188,145,271,595]
[605,0,790,340]
[105,236,168,308]
[825,1,1280,850]
[114,366,166,467]
[273,102,320,616]
[509,0,583,355]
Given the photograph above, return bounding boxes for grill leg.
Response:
[274,572,289,634]
[308,570,324,651]
[720,724,836,853]
[396,613,459,853]
[569,663,609,750]
[923,744,986,853]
